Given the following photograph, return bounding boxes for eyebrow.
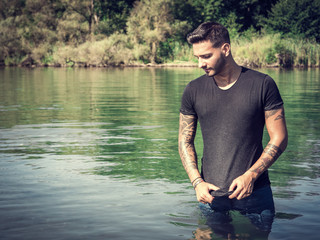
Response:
[194,53,212,58]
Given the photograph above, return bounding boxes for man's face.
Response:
[193,40,226,77]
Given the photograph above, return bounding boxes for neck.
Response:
[214,58,241,88]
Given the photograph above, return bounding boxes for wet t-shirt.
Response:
[180,67,283,191]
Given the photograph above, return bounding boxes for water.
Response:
[0,67,319,240]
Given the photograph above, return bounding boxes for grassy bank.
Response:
[232,34,320,68]
[4,34,320,68]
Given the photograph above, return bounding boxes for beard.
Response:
[205,54,226,77]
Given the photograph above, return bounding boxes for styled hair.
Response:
[187,22,230,48]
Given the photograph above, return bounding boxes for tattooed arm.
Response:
[229,106,288,200]
[252,106,288,175]
[178,113,219,204]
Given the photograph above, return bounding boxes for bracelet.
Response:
[191,177,202,185]
[193,178,204,189]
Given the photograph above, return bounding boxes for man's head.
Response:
[187,22,231,77]
[187,22,230,48]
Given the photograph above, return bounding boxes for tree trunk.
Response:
[88,0,94,38]
[150,41,157,64]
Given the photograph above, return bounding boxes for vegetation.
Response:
[0,0,319,68]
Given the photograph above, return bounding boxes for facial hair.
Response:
[206,53,226,77]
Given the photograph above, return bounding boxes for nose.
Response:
[198,58,206,68]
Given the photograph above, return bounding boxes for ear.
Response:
[221,43,231,57]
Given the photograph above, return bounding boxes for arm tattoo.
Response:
[264,143,283,158]
[251,157,269,175]
[250,144,283,175]
[274,109,285,121]
[265,108,285,121]
[265,109,278,119]
[178,114,198,175]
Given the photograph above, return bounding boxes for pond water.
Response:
[0,67,319,240]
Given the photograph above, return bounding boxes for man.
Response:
[178,22,288,229]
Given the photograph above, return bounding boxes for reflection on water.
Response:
[0,67,320,239]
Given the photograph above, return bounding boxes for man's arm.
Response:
[178,113,219,204]
[229,106,288,200]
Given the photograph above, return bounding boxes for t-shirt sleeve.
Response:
[263,75,283,111]
[180,83,198,116]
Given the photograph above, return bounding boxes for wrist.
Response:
[191,176,202,185]
[245,170,258,181]
[193,178,204,189]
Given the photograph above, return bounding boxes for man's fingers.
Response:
[236,191,246,200]
[204,193,213,203]
[229,181,237,192]
[195,182,218,204]
[197,192,213,204]
[198,196,212,204]
[208,184,220,192]
[235,187,253,200]
[228,181,239,199]
[229,188,240,199]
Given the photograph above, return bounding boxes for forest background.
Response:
[1,0,320,68]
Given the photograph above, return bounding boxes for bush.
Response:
[265,48,277,64]
[52,33,136,67]
[31,43,53,65]
[233,34,299,68]
[274,43,296,68]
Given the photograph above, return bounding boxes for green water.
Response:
[0,67,319,240]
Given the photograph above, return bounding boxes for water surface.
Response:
[0,67,319,239]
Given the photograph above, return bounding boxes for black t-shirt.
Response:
[180,67,283,191]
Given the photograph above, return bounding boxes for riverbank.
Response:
[2,34,319,69]
[4,60,318,69]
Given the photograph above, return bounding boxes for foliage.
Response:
[126,0,173,64]
[172,0,277,34]
[95,0,135,36]
[232,34,320,68]
[52,33,134,66]
[264,0,320,42]
[0,0,63,65]
[0,0,319,67]
[59,0,96,41]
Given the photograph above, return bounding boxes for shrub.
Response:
[52,33,136,66]
[265,48,277,64]
[31,43,53,65]
[233,34,298,68]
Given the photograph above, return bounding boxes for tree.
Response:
[95,0,135,36]
[60,0,98,38]
[59,0,135,40]
[265,0,320,42]
[0,0,63,64]
[126,0,173,64]
[0,0,26,63]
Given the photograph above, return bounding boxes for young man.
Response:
[178,22,288,227]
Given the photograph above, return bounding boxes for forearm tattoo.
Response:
[179,114,198,174]
[264,143,283,159]
[250,144,283,175]
[252,157,269,175]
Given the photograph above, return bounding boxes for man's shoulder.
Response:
[186,74,209,89]
[185,74,209,92]
[241,67,268,80]
[240,67,276,88]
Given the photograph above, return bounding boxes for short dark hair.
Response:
[187,22,230,48]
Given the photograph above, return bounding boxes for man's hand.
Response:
[195,182,220,204]
[228,172,256,200]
